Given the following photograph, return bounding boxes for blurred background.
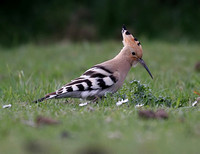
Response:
[0,1,200,154]
[0,0,200,46]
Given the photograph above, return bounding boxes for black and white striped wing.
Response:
[54,65,118,98]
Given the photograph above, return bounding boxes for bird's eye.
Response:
[132,52,136,55]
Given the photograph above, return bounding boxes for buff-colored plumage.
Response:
[33,25,153,103]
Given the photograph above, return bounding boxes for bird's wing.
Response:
[54,65,118,97]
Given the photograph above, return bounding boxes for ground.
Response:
[0,40,199,154]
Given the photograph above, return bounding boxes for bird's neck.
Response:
[99,47,133,78]
[114,47,132,67]
[110,50,132,79]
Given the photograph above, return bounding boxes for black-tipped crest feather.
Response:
[122,24,127,30]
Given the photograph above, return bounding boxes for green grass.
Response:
[0,40,200,154]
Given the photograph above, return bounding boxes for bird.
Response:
[33,25,153,103]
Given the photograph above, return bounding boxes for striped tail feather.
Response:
[32,92,57,103]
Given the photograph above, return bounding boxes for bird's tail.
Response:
[32,92,57,103]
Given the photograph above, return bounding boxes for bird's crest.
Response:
[121,25,142,50]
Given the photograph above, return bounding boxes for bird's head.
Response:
[121,25,153,79]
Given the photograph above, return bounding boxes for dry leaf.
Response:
[36,116,60,126]
[155,109,168,119]
[138,110,156,119]
[138,109,168,120]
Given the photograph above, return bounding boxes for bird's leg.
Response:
[91,95,103,104]
[91,97,98,103]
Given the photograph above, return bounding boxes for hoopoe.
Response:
[33,25,153,103]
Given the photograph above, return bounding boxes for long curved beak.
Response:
[138,58,153,79]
